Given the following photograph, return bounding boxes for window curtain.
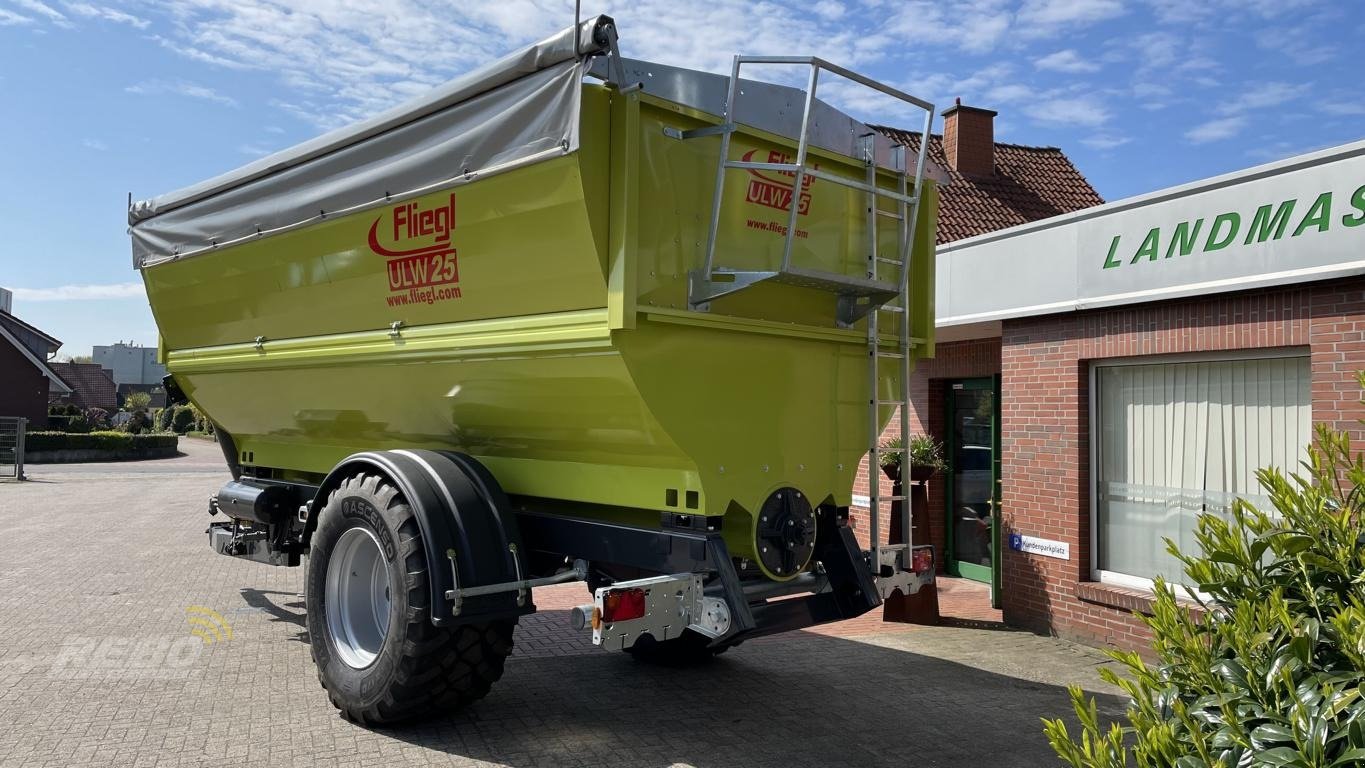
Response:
[1096,356,1310,585]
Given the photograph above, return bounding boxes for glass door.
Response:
[946,378,1001,603]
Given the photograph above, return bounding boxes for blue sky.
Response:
[0,0,1359,357]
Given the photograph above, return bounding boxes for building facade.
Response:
[93,342,166,387]
[861,138,1365,652]
[0,310,69,426]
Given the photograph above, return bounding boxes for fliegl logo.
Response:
[367,193,463,307]
[742,149,817,215]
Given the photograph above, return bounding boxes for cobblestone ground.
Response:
[0,441,1125,767]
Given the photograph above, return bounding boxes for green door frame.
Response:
[944,376,1002,608]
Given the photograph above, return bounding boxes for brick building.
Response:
[0,309,70,426]
[851,103,1103,594]
[857,136,1365,652]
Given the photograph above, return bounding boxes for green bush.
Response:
[170,406,197,434]
[26,430,178,458]
[1044,376,1365,768]
[122,390,152,412]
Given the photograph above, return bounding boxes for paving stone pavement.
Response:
[0,441,1127,767]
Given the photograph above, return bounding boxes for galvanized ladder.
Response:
[682,56,934,581]
[864,138,928,588]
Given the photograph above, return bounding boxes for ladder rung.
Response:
[869,495,908,502]
[875,210,903,221]
[879,543,909,552]
[875,399,906,406]
[875,256,903,265]
[877,305,905,313]
[874,351,906,359]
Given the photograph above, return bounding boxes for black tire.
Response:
[305,473,515,725]
[625,629,730,666]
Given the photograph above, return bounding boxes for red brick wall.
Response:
[851,337,1001,567]
[999,280,1365,651]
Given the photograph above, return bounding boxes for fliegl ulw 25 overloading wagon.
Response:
[130,16,942,724]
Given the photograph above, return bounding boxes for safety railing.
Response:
[687,55,935,329]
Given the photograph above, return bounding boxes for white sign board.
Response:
[937,140,1365,326]
[1009,533,1070,560]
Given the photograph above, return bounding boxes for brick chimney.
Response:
[941,99,997,177]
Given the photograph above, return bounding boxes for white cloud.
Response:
[1034,49,1101,73]
[237,143,274,157]
[812,0,845,20]
[985,83,1035,104]
[1025,96,1111,127]
[62,2,148,28]
[1185,116,1245,144]
[0,8,32,24]
[1217,82,1300,115]
[1145,0,1211,24]
[1080,134,1131,150]
[10,283,144,301]
[125,0,885,128]
[10,0,68,26]
[1320,102,1365,117]
[125,79,237,108]
[863,1,1013,56]
[81,138,107,151]
[1017,0,1125,33]
[1255,24,1336,66]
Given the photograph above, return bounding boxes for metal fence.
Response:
[0,417,26,480]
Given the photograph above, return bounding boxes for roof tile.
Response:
[872,128,1104,244]
[49,362,119,412]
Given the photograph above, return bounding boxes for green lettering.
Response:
[1244,200,1296,244]
[1293,192,1332,236]
[1204,212,1240,252]
[1165,219,1203,258]
[1343,184,1365,228]
[1102,235,1122,269]
[1130,228,1161,263]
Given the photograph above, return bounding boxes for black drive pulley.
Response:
[755,487,816,578]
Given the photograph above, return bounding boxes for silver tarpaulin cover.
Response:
[129,16,612,268]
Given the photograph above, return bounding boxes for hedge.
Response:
[25,431,179,459]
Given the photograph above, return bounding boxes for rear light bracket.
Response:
[591,573,729,650]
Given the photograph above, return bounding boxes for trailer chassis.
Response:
[206,470,934,651]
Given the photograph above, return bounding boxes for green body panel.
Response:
[143,84,939,579]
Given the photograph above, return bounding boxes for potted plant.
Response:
[878,434,946,482]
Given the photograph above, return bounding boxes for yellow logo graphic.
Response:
[185,606,234,645]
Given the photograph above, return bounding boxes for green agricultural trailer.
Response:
[130,16,941,724]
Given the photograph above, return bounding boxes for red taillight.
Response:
[601,587,647,622]
[912,547,933,574]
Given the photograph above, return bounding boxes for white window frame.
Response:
[1088,347,1309,594]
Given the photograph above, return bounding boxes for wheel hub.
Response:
[324,525,392,669]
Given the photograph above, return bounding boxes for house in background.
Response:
[48,361,119,413]
[0,305,71,427]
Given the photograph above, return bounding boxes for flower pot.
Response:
[880,464,901,482]
[908,464,937,483]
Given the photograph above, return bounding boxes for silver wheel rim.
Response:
[325,526,392,669]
